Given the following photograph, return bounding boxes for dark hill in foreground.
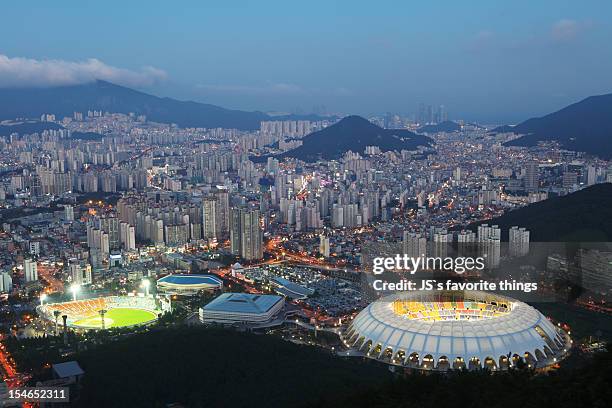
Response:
[73,327,388,407]
[318,350,611,408]
[66,325,612,408]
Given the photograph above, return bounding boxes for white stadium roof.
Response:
[344,290,570,370]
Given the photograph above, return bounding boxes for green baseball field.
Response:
[73,308,158,329]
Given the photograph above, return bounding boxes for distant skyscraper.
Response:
[433,105,446,123]
[418,103,426,125]
[64,205,74,221]
[586,165,597,185]
[0,272,12,293]
[214,186,230,238]
[426,105,433,124]
[509,226,530,257]
[457,230,476,243]
[453,167,462,181]
[402,231,427,260]
[524,162,539,192]
[563,171,578,190]
[29,241,40,256]
[319,234,330,258]
[69,259,92,285]
[230,207,263,261]
[98,216,120,250]
[477,224,501,241]
[24,259,38,282]
[119,222,136,251]
[477,224,501,268]
[438,105,448,122]
[202,197,217,239]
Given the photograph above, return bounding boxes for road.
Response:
[265,238,360,273]
[0,338,30,389]
[37,264,64,294]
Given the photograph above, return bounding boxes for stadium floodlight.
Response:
[141,279,151,297]
[40,293,47,306]
[70,284,80,301]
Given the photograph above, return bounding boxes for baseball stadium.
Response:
[343,290,571,371]
[156,273,223,295]
[38,296,165,329]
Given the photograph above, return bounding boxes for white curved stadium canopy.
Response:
[344,291,569,369]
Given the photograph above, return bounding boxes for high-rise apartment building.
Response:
[402,231,427,259]
[0,272,12,293]
[202,197,217,239]
[64,205,74,221]
[230,207,263,261]
[509,226,530,257]
[24,259,38,282]
[214,186,230,238]
[524,162,539,192]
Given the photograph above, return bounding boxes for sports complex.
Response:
[38,296,164,329]
[343,290,571,371]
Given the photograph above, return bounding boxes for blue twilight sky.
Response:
[1,0,611,123]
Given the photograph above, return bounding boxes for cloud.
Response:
[0,54,167,88]
[550,19,592,42]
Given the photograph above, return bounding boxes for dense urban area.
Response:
[0,102,610,407]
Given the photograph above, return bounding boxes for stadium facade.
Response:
[343,290,571,370]
[199,293,285,326]
[156,274,223,295]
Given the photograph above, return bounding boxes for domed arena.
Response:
[343,291,571,371]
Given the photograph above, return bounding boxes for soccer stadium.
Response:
[38,296,164,329]
[156,274,223,295]
[343,290,571,371]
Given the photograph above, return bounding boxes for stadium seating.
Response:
[38,296,160,326]
[393,298,510,321]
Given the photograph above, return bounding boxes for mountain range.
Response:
[0,80,326,130]
[496,93,612,159]
[3,81,610,158]
[278,116,433,162]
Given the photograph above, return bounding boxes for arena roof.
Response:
[157,274,222,286]
[344,290,570,370]
[270,277,314,299]
[53,361,84,378]
[203,293,283,315]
